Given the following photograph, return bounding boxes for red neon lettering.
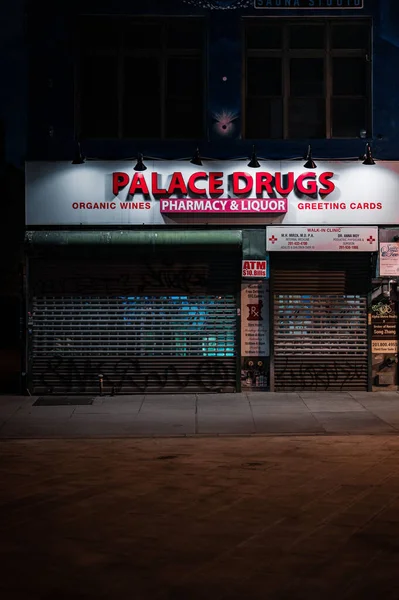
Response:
[232,172,253,194]
[128,173,149,196]
[188,172,207,195]
[209,172,224,195]
[318,171,335,196]
[296,173,317,195]
[151,172,167,195]
[112,172,129,195]
[167,172,188,195]
[275,172,294,196]
[255,172,274,195]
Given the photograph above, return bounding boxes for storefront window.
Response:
[78,17,206,140]
[244,18,371,139]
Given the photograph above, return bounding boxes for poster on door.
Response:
[241,281,270,356]
[370,285,398,390]
[379,242,399,276]
[241,280,269,389]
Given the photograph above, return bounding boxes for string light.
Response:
[78,152,380,163]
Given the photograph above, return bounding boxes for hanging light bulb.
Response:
[303,145,317,169]
[247,145,260,168]
[190,147,202,166]
[362,143,375,165]
[71,141,85,164]
[134,153,147,171]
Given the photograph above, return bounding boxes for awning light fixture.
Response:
[247,145,260,168]
[134,153,147,171]
[303,145,317,169]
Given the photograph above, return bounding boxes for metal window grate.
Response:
[30,295,237,394]
[273,294,368,391]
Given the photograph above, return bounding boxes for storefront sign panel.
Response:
[379,242,399,276]
[241,281,270,356]
[26,161,399,226]
[266,226,378,251]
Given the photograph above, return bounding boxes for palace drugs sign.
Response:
[112,169,335,198]
[25,160,399,226]
[112,169,335,215]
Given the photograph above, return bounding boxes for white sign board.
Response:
[242,259,268,278]
[372,340,399,353]
[26,160,399,226]
[266,226,378,251]
[241,281,269,356]
[379,242,399,276]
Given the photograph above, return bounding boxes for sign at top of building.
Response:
[25,160,399,226]
[254,0,363,8]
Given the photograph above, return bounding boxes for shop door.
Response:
[28,252,239,394]
[272,253,371,391]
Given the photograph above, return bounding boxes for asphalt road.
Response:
[2,436,399,599]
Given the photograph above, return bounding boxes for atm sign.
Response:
[242,260,269,279]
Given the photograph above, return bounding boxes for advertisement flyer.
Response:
[241,281,269,356]
[379,242,399,276]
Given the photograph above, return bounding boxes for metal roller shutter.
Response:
[29,253,239,394]
[272,253,371,391]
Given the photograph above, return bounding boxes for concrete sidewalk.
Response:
[2,391,399,437]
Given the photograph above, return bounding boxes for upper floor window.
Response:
[77,16,206,140]
[243,19,371,139]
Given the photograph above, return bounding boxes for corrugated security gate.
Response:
[272,253,371,391]
[28,251,239,394]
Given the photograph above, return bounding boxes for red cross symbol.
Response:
[367,236,376,244]
[269,235,278,244]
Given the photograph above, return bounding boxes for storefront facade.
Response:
[25,159,399,394]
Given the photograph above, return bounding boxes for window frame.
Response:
[74,15,207,141]
[242,17,372,140]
